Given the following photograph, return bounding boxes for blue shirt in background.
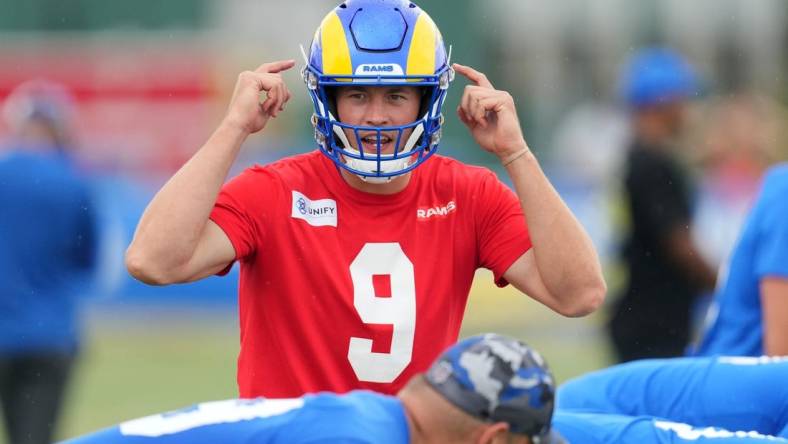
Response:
[556,356,788,438]
[553,411,788,443]
[59,391,410,444]
[0,150,96,354]
[695,164,788,356]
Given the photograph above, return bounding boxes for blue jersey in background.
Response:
[0,151,96,353]
[695,165,788,356]
[553,411,788,443]
[59,391,409,444]
[557,356,788,438]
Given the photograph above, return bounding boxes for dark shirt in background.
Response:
[609,142,699,361]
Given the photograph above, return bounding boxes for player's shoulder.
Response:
[761,163,788,194]
[753,163,788,219]
[2,151,90,197]
[295,391,408,443]
[307,390,402,414]
[248,150,324,175]
[3,151,74,178]
[424,154,499,186]
[232,150,326,186]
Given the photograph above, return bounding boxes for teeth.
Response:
[362,137,391,144]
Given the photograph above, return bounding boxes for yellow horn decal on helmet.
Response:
[406,12,438,76]
[319,12,353,76]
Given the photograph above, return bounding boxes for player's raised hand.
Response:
[223,60,296,135]
[453,63,529,160]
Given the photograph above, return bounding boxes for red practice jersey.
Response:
[210,151,531,398]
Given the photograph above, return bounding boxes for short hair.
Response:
[402,375,487,440]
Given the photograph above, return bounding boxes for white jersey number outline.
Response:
[348,242,416,383]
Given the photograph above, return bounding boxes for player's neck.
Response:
[398,395,431,444]
[339,168,412,195]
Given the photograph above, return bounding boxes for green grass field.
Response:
[23,272,613,441]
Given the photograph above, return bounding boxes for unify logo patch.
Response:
[355,64,404,76]
[417,201,457,220]
[291,190,337,227]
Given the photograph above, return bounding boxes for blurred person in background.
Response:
[608,47,717,362]
[691,93,785,269]
[125,0,604,400]
[0,79,97,444]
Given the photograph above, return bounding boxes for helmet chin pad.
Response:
[341,148,412,183]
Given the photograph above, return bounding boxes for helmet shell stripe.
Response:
[406,12,437,76]
[319,11,353,76]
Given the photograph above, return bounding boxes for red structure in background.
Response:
[0,40,221,178]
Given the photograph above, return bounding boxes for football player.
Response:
[557,356,788,438]
[1,79,97,444]
[125,0,605,398]
[608,47,717,362]
[59,336,788,444]
[59,334,564,444]
[553,411,788,443]
[694,165,788,356]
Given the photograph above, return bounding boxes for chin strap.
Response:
[400,120,425,153]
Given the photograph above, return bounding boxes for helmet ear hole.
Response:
[324,87,339,120]
[416,86,431,118]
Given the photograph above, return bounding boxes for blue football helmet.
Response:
[302,0,453,182]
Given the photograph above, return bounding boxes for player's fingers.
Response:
[261,82,280,114]
[468,95,490,128]
[256,59,296,74]
[474,95,506,127]
[262,92,275,115]
[280,85,292,111]
[260,95,274,115]
[463,86,491,126]
[456,105,473,127]
[238,70,262,92]
[459,85,476,119]
[478,94,505,114]
[242,71,278,98]
[273,83,287,117]
[453,63,494,89]
[275,82,287,116]
[268,83,280,116]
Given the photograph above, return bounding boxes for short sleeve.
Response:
[754,172,788,278]
[474,170,532,287]
[209,167,277,264]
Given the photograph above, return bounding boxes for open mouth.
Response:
[359,133,396,155]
